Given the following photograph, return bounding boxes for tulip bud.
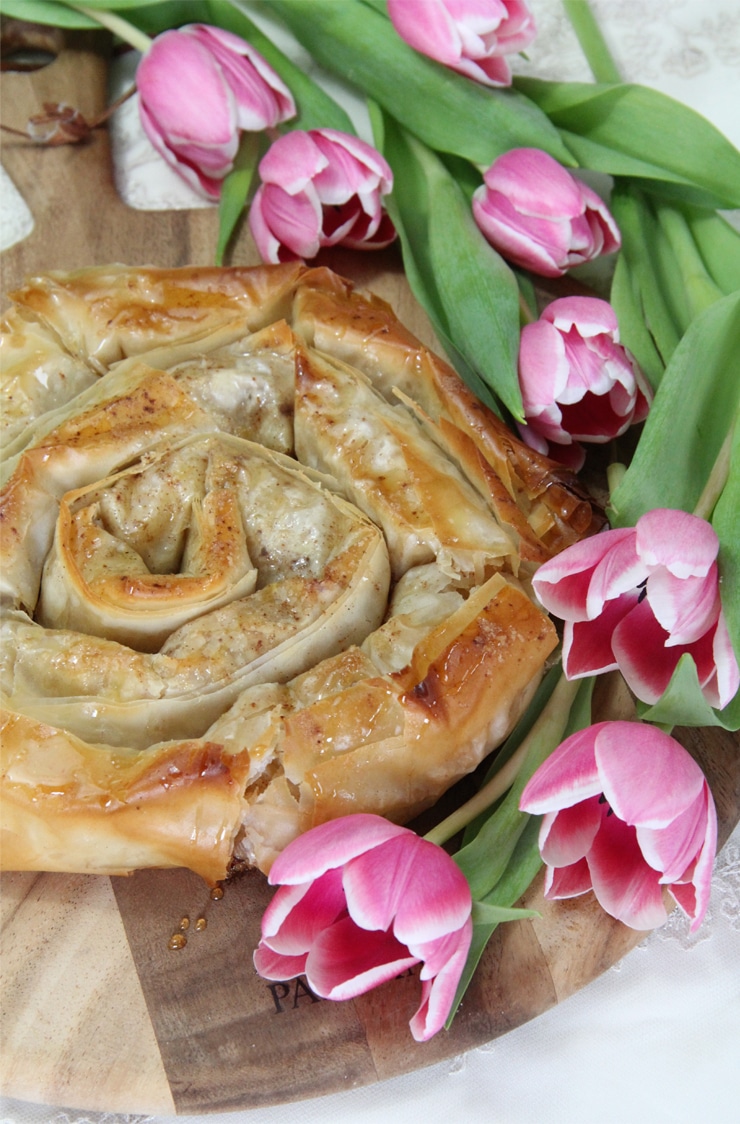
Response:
[520,721,717,932]
[136,24,296,199]
[254,813,473,1042]
[387,0,537,87]
[517,296,651,470]
[532,508,740,711]
[248,128,396,263]
[472,147,621,276]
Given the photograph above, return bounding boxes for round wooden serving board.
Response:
[1,32,739,1117]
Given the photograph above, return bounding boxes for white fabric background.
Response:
[1,2,739,1122]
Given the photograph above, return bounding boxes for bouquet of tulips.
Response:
[3,0,738,1043]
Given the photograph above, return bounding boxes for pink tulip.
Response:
[532,509,740,710]
[387,0,537,87]
[472,148,621,277]
[248,129,396,263]
[137,24,296,199]
[517,296,651,470]
[253,814,472,1041]
[519,721,717,931]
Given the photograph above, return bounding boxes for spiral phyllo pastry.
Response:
[0,264,599,880]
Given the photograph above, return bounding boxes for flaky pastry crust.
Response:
[0,264,598,880]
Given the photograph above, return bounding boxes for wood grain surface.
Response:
[1,30,739,1117]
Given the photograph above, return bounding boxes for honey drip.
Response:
[166,881,223,948]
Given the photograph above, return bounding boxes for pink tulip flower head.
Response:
[517,296,651,470]
[387,0,537,87]
[253,813,473,1041]
[533,509,740,711]
[137,24,296,199]
[472,148,621,277]
[520,721,717,931]
[248,129,396,263]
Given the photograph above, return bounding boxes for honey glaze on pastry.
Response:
[0,264,599,880]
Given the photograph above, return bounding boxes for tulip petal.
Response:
[253,182,323,261]
[137,32,235,147]
[538,796,604,866]
[252,943,308,981]
[532,528,633,619]
[671,787,717,931]
[248,184,287,264]
[563,591,638,678]
[593,721,705,829]
[267,813,409,886]
[139,103,226,198]
[518,320,570,409]
[543,296,619,337]
[636,509,718,578]
[408,918,472,1041]
[313,130,393,193]
[306,915,418,1000]
[636,790,707,883]
[344,835,471,943]
[544,856,592,898]
[388,0,534,89]
[472,191,573,276]
[259,867,346,954]
[578,181,621,253]
[586,813,668,930]
[519,725,602,813]
[387,0,464,66]
[559,332,616,399]
[585,533,643,616]
[646,565,720,646]
[411,925,469,979]
[451,53,513,86]
[483,149,585,219]
[710,610,740,709]
[259,131,328,194]
[610,597,705,704]
[189,24,296,128]
[343,211,397,250]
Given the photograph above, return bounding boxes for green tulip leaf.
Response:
[471,901,541,925]
[515,78,740,210]
[120,2,213,35]
[636,654,740,731]
[214,131,262,266]
[0,0,101,27]
[684,206,740,295]
[0,0,211,33]
[269,0,573,167]
[608,291,740,526]
[62,0,164,7]
[445,815,544,1029]
[610,253,665,391]
[711,418,740,684]
[374,110,522,419]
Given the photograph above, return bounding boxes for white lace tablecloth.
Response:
[1,2,739,1122]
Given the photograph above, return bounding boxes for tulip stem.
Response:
[67,4,152,54]
[693,426,734,521]
[607,460,627,496]
[424,674,580,846]
[562,1,622,84]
